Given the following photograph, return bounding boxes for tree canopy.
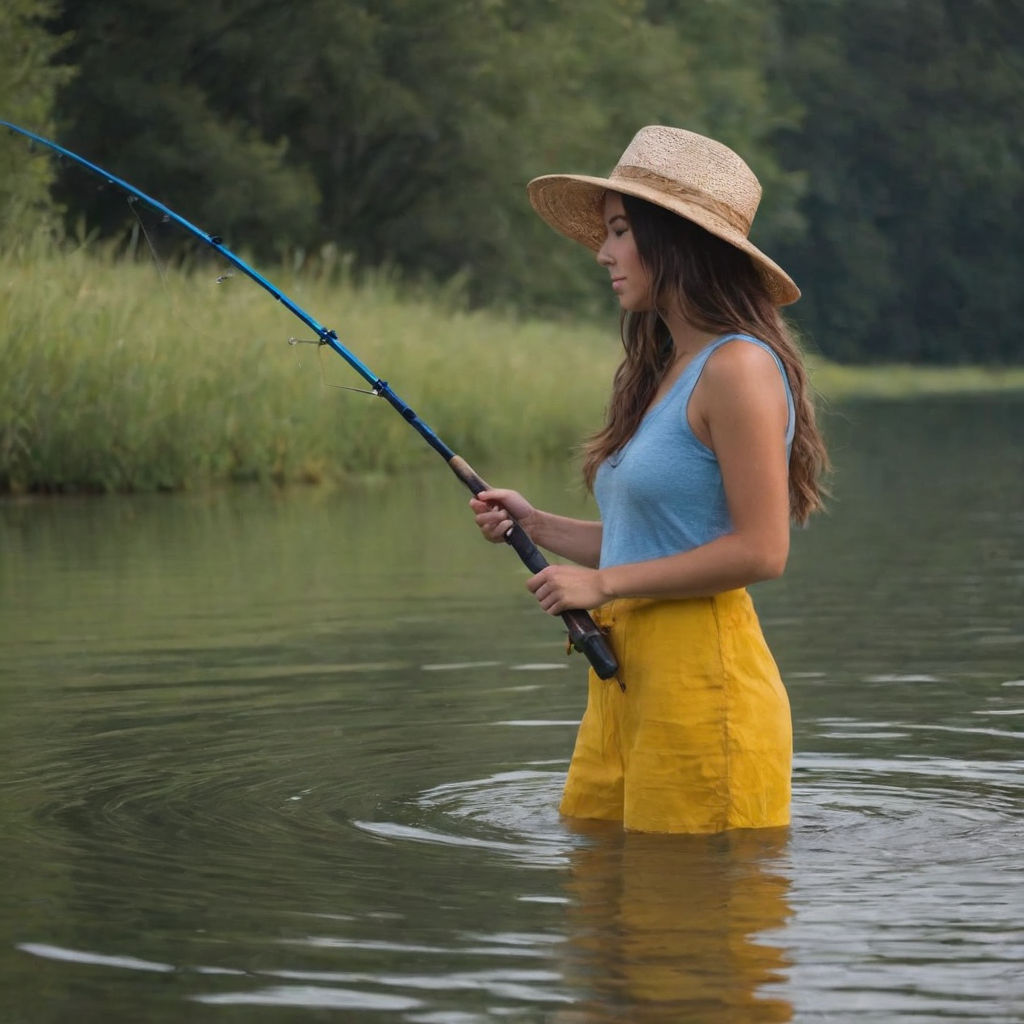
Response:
[2,0,1021,364]
[772,0,1024,363]
[0,0,73,236]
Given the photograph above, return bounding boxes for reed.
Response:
[0,238,618,493]
[2,240,1022,494]
[807,357,1024,400]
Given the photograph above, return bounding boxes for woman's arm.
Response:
[470,489,603,568]
[526,341,792,613]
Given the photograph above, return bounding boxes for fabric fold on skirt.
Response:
[560,589,792,834]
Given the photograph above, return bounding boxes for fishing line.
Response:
[121,189,229,347]
[90,162,378,394]
[126,189,298,375]
[125,195,166,278]
[285,336,380,395]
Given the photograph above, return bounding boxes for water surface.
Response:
[2,396,1022,1022]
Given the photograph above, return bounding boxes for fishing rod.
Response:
[1,119,618,681]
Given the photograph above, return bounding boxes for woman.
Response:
[472,126,828,833]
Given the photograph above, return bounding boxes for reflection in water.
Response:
[557,823,792,1023]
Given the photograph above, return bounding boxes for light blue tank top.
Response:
[594,333,795,569]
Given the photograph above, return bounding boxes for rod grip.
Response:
[450,456,620,682]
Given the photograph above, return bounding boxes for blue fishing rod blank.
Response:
[1,119,619,681]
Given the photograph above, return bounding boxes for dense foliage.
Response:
[771,0,1024,364]
[0,0,73,236]
[1,0,1021,364]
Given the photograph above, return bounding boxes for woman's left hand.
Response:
[526,564,609,615]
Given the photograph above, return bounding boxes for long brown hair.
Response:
[581,193,829,523]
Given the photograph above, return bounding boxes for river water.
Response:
[2,396,1022,1023]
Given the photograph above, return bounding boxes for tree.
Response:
[772,0,1024,363]
[49,0,320,252]
[0,0,74,239]
[47,0,801,317]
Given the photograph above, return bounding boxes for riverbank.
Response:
[3,242,1023,494]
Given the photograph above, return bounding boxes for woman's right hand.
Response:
[469,488,538,544]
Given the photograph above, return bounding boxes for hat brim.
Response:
[527,173,800,307]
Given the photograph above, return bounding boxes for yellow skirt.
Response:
[560,590,792,834]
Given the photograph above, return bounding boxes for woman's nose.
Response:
[596,240,613,266]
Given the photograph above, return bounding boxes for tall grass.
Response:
[2,238,1023,494]
[0,238,617,493]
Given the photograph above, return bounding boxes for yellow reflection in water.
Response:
[556,823,793,1023]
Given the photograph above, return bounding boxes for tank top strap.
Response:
[683,333,795,445]
[684,333,745,384]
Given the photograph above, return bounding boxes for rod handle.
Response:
[450,456,620,682]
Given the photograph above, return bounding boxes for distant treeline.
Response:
[2,0,1022,364]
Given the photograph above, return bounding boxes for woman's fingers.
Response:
[526,565,607,615]
[476,488,535,525]
[469,497,512,543]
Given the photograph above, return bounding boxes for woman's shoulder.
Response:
[694,336,791,427]
[701,335,783,386]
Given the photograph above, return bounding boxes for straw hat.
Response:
[527,125,799,306]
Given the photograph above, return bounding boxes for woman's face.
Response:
[597,192,655,312]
